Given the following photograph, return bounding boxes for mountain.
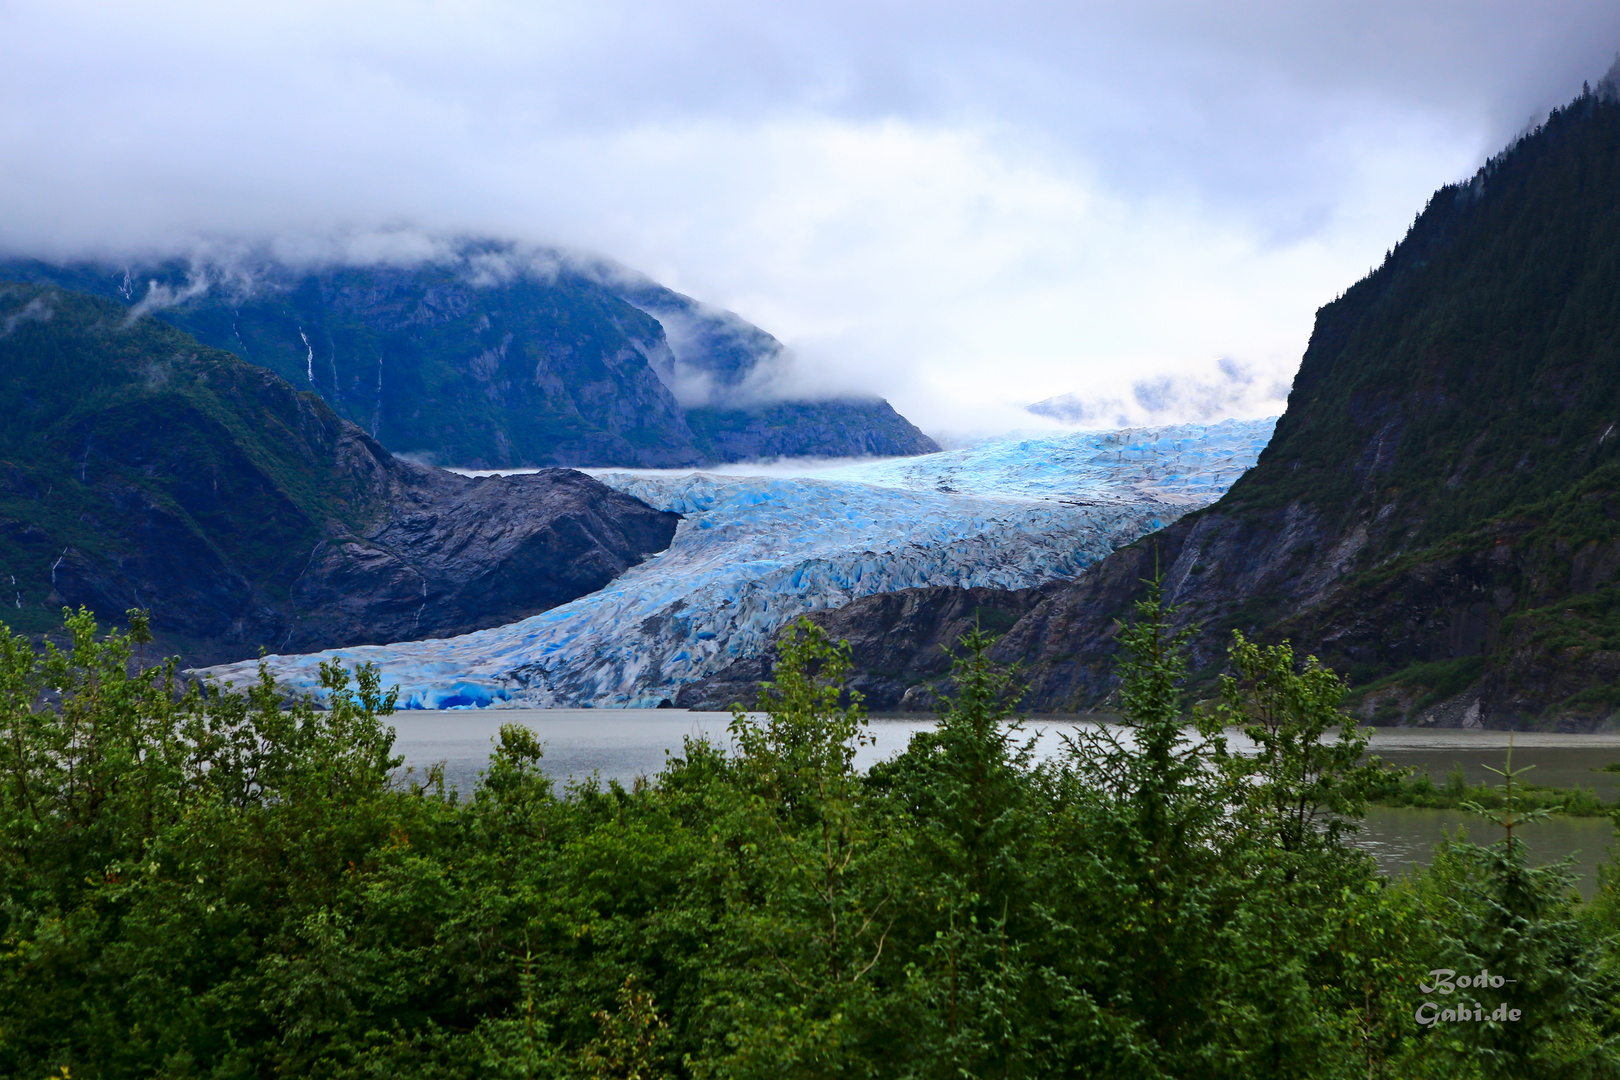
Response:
[0,243,938,468]
[692,75,1620,729]
[0,283,678,664]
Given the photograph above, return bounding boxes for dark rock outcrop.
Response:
[278,466,679,654]
[692,84,1620,728]
[684,398,939,461]
[0,283,679,665]
[675,586,1044,711]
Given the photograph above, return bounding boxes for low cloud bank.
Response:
[7,230,824,412]
[1028,356,1291,429]
[4,4,1620,439]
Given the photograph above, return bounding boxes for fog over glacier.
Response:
[198,419,1274,709]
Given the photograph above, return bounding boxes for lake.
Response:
[1359,728,1620,895]
[389,710,1620,893]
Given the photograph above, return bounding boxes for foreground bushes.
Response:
[1,597,1618,1078]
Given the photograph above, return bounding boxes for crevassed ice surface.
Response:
[810,419,1274,503]
[198,417,1276,708]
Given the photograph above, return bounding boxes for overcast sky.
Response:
[3,2,1619,437]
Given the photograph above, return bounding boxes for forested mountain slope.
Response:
[0,284,678,663]
[0,244,937,467]
[712,80,1620,729]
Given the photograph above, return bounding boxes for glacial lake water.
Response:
[390,711,1620,894]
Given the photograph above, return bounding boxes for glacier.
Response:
[197,417,1276,708]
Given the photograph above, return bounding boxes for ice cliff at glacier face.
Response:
[196,417,1276,708]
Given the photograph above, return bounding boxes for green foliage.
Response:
[577,976,670,1080]
[966,605,1020,636]
[1501,583,1620,657]
[5,604,1620,1077]
[1211,631,1394,862]
[703,621,897,1078]
[1374,763,1612,817]
[1349,656,1489,713]
[1408,748,1620,1078]
[863,625,1043,1078]
[0,607,416,1078]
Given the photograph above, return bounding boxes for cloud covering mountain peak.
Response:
[5,2,1620,433]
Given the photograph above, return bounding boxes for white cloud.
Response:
[2,1,1618,437]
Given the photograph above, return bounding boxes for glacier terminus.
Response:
[197,418,1277,708]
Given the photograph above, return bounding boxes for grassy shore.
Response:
[1370,761,1618,817]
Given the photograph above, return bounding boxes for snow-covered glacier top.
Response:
[809,419,1273,504]
[196,417,1276,709]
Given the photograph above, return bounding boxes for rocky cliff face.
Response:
[683,398,940,460]
[673,584,1046,711]
[0,284,678,664]
[0,242,937,467]
[275,466,681,655]
[689,85,1620,729]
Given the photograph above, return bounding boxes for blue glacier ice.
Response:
[196,417,1276,708]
